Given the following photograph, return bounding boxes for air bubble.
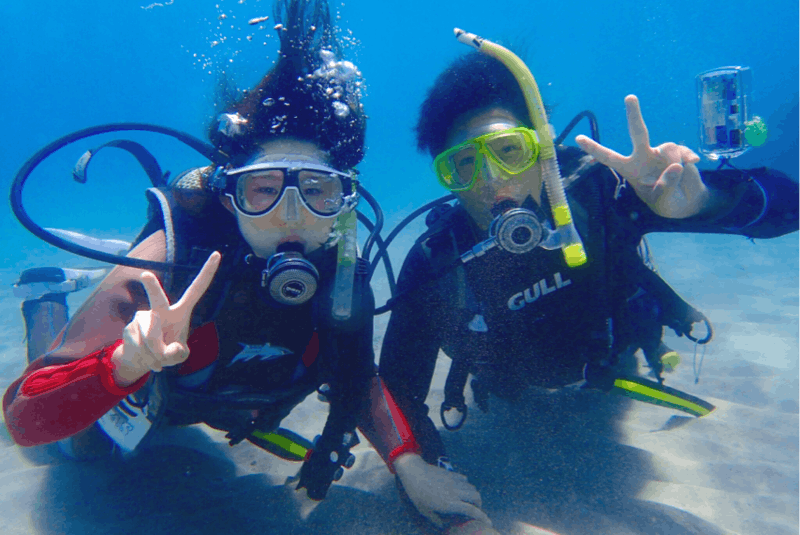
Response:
[263,98,275,106]
[319,49,335,63]
[332,101,349,118]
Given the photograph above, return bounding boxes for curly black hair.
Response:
[415,50,531,159]
[210,0,366,169]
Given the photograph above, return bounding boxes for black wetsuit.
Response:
[379,147,799,463]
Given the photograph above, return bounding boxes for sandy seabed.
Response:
[0,233,796,535]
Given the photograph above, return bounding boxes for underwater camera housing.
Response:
[696,66,760,160]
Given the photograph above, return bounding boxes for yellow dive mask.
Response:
[433,127,540,192]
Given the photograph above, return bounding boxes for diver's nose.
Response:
[482,157,507,184]
[281,187,302,222]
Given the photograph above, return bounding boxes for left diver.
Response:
[3,0,491,526]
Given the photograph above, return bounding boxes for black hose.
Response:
[554,110,600,146]
[356,212,396,295]
[368,194,455,283]
[357,185,384,262]
[10,123,228,271]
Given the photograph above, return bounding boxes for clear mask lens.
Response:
[297,170,345,215]
[237,169,284,214]
[231,165,349,217]
[485,132,534,172]
[445,145,479,190]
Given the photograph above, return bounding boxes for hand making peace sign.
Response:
[111,252,222,387]
[576,95,715,219]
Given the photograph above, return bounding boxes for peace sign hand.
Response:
[575,95,713,219]
[112,252,221,387]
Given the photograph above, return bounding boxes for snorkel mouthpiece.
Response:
[453,28,587,267]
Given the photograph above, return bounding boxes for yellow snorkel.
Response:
[454,28,587,267]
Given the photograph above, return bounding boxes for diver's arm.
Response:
[374,245,494,529]
[2,233,167,446]
[323,281,425,473]
[379,243,449,464]
[614,166,799,239]
[693,167,798,238]
[357,375,423,469]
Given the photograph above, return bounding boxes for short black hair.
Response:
[210,0,366,169]
[415,51,531,158]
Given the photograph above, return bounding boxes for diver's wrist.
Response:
[695,182,730,219]
[393,452,423,473]
[110,344,149,387]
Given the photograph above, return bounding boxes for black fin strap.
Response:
[73,139,166,187]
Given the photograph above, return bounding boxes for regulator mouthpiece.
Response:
[489,208,544,255]
[262,249,319,305]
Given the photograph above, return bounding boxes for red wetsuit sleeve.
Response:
[3,341,150,447]
[357,376,421,473]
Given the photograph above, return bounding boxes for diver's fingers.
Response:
[450,471,469,482]
[139,312,169,362]
[625,95,651,155]
[128,311,166,371]
[450,502,493,526]
[575,135,628,169]
[141,271,170,311]
[175,251,221,312]
[162,341,190,367]
[652,163,684,199]
[446,520,500,535]
[681,144,701,164]
[427,511,445,529]
[458,485,483,508]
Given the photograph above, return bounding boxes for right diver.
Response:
[380,31,799,532]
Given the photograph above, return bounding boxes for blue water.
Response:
[0,2,797,361]
[0,3,797,533]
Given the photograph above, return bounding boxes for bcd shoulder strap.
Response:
[132,167,244,327]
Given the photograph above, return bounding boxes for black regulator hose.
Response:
[368,194,456,280]
[10,123,230,271]
[554,110,600,146]
[357,185,384,263]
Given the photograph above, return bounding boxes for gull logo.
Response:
[228,342,292,367]
[508,272,572,311]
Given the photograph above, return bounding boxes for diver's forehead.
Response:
[445,107,523,148]
[248,139,329,165]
